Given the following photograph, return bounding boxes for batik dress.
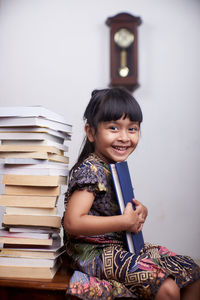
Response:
[63,153,200,300]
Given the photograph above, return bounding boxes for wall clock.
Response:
[106,12,142,92]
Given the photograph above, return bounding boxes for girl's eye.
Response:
[110,126,118,131]
[129,127,138,132]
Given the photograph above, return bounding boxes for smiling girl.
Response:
[63,88,200,300]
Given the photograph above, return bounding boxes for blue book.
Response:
[109,161,144,255]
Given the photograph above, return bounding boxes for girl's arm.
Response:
[64,188,142,236]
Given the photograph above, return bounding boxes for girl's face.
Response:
[85,116,140,163]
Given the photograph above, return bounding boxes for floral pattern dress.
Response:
[63,153,200,299]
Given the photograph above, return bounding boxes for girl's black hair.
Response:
[73,87,143,170]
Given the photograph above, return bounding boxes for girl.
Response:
[63,88,200,300]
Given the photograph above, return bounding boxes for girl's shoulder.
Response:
[69,153,110,192]
[74,153,109,176]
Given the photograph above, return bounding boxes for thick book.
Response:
[0,256,57,267]
[0,166,69,176]
[0,106,69,125]
[0,126,71,140]
[0,245,65,259]
[0,132,65,144]
[0,116,72,134]
[0,236,53,246]
[1,139,69,151]
[2,174,67,187]
[0,228,50,239]
[0,257,61,279]
[4,185,60,196]
[0,195,57,208]
[0,144,65,155]
[109,161,144,255]
[5,207,58,216]
[3,214,61,228]
[0,152,69,164]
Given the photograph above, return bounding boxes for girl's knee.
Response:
[156,278,180,300]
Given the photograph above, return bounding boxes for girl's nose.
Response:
[119,130,129,142]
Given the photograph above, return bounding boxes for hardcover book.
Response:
[109,161,144,255]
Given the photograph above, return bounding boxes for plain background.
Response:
[0,0,199,262]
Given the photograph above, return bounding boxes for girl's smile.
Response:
[85,116,140,163]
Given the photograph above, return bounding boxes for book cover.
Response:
[109,161,144,255]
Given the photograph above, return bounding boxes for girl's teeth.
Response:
[115,147,126,150]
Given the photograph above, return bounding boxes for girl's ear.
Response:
[85,123,95,143]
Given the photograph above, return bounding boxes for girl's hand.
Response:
[123,202,142,234]
[133,199,148,231]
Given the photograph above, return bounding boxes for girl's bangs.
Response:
[97,96,143,123]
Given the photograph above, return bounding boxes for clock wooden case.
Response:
[106,12,142,92]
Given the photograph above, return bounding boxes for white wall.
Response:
[0,0,199,261]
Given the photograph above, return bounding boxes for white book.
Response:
[8,227,59,234]
[0,116,72,134]
[0,132,65,144]
[0,152,69,164]
[0,256,58,267]
[0,229,50,239]
[0,106,68,124]
[0,157,69,165]
[0,127,71,140]
[0,161,67,169]
[0,167,68,176]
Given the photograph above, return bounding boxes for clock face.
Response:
[114,28,134,48]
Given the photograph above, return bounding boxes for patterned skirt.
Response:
[66,243,200,300]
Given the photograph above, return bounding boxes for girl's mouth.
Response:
[112,146,129,151]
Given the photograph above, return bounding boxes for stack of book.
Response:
[0,106,72,279]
